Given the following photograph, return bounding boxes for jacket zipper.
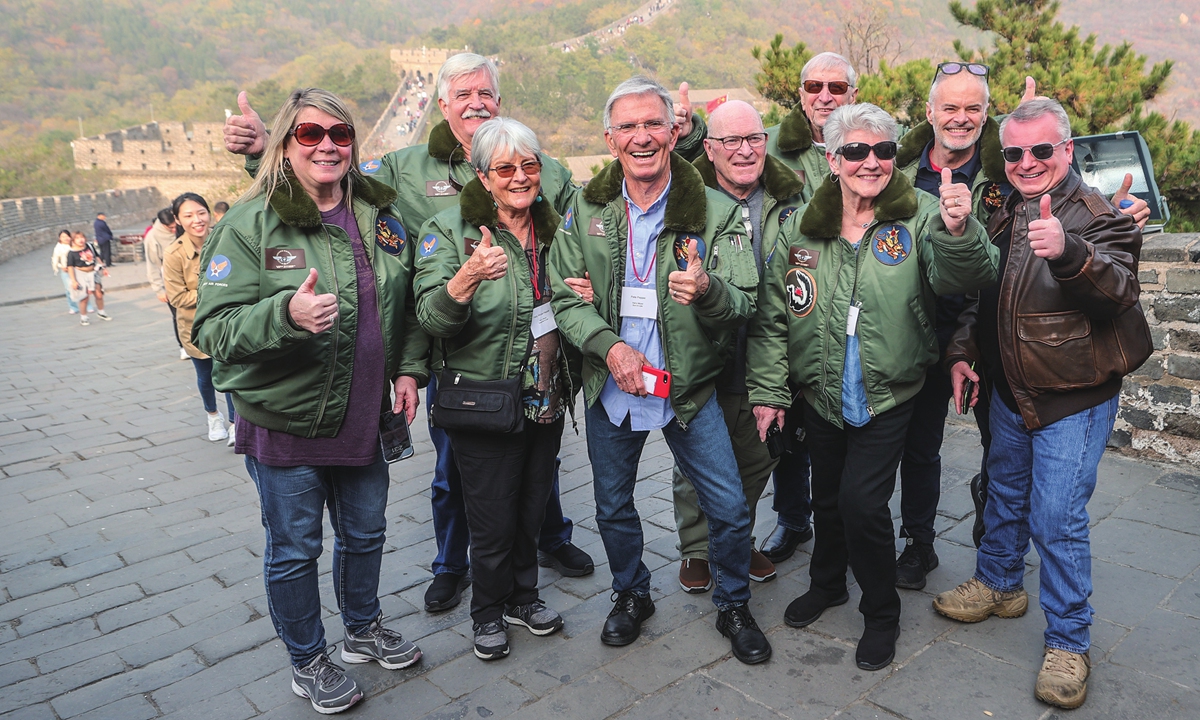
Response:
[314,225,342,428]
[501,229,521,379]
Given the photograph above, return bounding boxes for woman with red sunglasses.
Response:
[192,87,429,715]
[747,102,998,672]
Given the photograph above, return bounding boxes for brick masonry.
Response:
[0,188,165,264]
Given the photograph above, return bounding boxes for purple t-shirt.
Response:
[236,203,387,466]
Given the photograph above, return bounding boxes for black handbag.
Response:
[429,337,530,434]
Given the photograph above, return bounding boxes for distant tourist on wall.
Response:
[93,213,114,266]
[66,231,112,325]
[51,229,92,315]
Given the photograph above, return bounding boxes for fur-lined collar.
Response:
[459,177,561,247]
[427,121,467,164]
[581,152,708,234]
[896,116,1005,183]
[269,173,398,229]
[776,105,814,154]
[798,171,919,239]
[693,153,805,202]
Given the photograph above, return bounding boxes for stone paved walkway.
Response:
[1,246,1199,719]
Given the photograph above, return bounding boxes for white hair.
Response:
[603,75,674,130]
[801,52,857,88]
[469,118,541,174]
[823,103,899,154]
[436,53,500,101]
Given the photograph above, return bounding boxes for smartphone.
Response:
[641,366,672,398]
[379,410,414,463]
[960,377,976,415]
[765,424,790,459]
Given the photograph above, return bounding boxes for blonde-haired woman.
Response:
[193,88,429,714]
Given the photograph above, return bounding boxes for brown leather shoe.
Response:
[749,549,777,583]
[678,558,712,594]
[1035,647,1090,709]
[933,577,1028,623]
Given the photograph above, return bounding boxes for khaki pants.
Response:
[673,390,778,560]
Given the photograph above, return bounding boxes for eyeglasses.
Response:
[608,120,673,137]
[936,62,990,79]
[709,133,768,151]
[1000,139,1068,163]
[802,80,851,95]
[489,160,543,178]
[289,122,355,147]
[835,141,898,162]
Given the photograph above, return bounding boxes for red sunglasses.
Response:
[289,122,356,147]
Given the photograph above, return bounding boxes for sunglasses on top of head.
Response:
[1000,139,1068,163]
[802,80,851,95]
[936,62,990,78]
[288,122,356,147]
[835,141,898,162]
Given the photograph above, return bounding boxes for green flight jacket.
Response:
[895,116,1011,226]
[412,178,577,402]
[693,152,806,261]
[746,172,999,427]
[764,105,828,203]
[193,174,429,438]
[548,152,760,426]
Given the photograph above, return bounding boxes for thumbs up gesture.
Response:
[938,166,972,237]
[1028,194,1066,260]
[1111,172,1150,230]
[224,91,267,156]
[466,226,509,281]
[287,268,340,333]
[668,239,710,305]
[674,81,693,137]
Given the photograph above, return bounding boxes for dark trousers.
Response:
[97,240,112,267]
[806,399,914,631]
[771,394,812,532]
[898,369,953,544]
[975,378,993,487]
[447,418,563,625]
[427,375,573,577]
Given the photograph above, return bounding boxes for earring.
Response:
[829,172,839,183]
[283,158,293,172]
[536,195,543,203]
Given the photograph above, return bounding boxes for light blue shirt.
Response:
[842,237,871,427]
[599,176,676,432]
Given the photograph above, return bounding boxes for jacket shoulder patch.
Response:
[1083,192,1112,218]
[375,215,407,256]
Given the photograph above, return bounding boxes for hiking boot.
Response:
[503,600,562,636]
[473,619,509,660]
[341,614,421,670]
[207,413,228,442]
[1035,647,1091,709]
[679,558,712,593]
[933,577,1028,623]
[538,542,594,577]
[291,647,362,714]
[895,539,938,590]
[749,549,777,583]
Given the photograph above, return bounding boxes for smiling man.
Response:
[934,98,1151,710]
[549,76,770,664]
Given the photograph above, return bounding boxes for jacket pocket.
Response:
[907,296,937,354]
[1016,311,1097,389]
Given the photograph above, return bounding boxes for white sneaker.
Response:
[96,311,112,321]
[226,423,236,447]
[80,315,90,326]
[179,347,189,361]
[207,413,229,441]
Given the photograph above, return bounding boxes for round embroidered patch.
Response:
[778,206,798,225]
[359,159,381,175]
[673,234,706,270]
[871,224,912,266]
[375,215,407,256]
[785,268,816,318]
[563,207,574,230]
[206,255,232,281]
[419,234,439,257]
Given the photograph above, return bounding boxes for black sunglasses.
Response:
[1001,139,1068,163]
[289,122,355,147]
[936,62,990,78]
[835,141,898,162]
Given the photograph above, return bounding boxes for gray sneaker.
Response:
[341,614,421,670]
[503,600,563,636]
[291,648,362,715]
[473,619,510,660]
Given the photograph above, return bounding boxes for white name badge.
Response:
[620,287,659,319]
[531,303,558,338]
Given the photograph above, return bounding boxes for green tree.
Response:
[751,35,811,110]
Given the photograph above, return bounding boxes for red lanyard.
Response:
[525,224,542,301]
[625,202,656,283]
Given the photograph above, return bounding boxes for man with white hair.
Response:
[934,97,1151,710]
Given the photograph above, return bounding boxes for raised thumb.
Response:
[1022,75,1037,104]
[1039,194,1053,221]
[478,226,493,248]
[1115,172,1133,199]
[237,91,255,117]
[298,267,318,294]
[686,239,702,269]
[679,81,690,104]
[940,166,953,187]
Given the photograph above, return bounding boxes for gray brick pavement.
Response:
[2,244,1200,718]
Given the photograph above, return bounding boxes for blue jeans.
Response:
[771,395,812,532]
[246,454,389,667]
[585,391,751,609]
[426,374,572,577]
[975,389,1119,654]
[191,357,236,418]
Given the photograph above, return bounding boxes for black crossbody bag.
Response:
[430,337,530,434]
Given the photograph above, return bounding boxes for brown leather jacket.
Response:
[945,170,1151,429]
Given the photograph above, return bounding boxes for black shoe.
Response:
[895,539,939,590]
[971,473,988,549]
[716,605,772,665]
[424,572,469,612]
[538,542,595,577]
[783,589,850,628]
[856,626,900,670]
[759,523,814,564]
[601,590,655,646]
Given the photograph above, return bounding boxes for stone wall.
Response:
[1116,232,1200,464]
[0,188,164,264]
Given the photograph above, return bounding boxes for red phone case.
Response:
[641,366,672,398]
